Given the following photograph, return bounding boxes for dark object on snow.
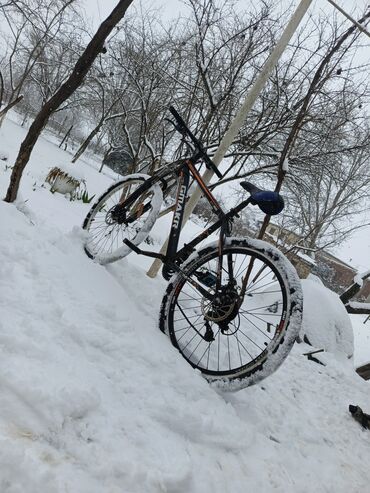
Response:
[356,362,370,381]
[349,405,370,430]
[302,348,326,366]
[102,149,132,175]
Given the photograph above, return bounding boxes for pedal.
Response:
[123,239,141,254]
[123,239,166,261]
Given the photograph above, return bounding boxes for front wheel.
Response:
[83,174,163,264]
[159,237,303,391]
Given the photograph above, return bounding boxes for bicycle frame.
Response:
[162,157,226,279]
[124,154,253,293]
[122,105,252,291]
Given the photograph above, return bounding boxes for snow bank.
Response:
[300,279,354,359]
[1,115,370,493]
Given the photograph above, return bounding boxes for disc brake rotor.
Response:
[201,286,240,323]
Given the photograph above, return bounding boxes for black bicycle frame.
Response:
[122,107,253,289]
[123,157,253,299]
[161,156,227,276]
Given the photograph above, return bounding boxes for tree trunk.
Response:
[99,144,113,173]
[0,95,24,127]
[59,125,74,149]
[21,111,29,127]
[4,0,134,203]
[71,119,104,163]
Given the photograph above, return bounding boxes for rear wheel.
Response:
[159,237,303,391]
[83,174,163,264]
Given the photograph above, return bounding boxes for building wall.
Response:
[265,223,370,299]
[287,255,312,279]
[314,252,370,300]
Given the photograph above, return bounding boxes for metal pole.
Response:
[326,0,370,40]
[147,0,314,278]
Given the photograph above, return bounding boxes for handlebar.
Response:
[169,106,223,180]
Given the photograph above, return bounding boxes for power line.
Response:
[326,0,370,40]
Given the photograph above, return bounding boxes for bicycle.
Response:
[82,106,303,391]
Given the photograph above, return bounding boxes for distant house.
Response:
[264,222,315,279]
[264,223,370,300]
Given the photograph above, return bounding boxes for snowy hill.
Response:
[1,116,370,492]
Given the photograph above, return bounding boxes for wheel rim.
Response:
[167,247,288,377]
[84,179,157,259]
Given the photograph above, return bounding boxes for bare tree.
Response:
[100,0,277,174]
[4,0,134,203]
[70,58,126,163]
[281,116,370,250]
[0,0,77,124]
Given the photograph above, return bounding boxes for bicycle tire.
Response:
[159,237,303,391]
[83,174,163,264]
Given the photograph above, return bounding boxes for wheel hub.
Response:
[202,285,240,324]
[106,204,127,225]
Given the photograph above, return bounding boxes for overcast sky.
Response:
[84,0,184,26]
[83,0,369,61]
[83,0,370,27]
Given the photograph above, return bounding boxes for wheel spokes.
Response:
[170,249,286,375]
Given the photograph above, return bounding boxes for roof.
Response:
[267,222,357,272]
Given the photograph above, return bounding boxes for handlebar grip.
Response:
[169,106,186,128]
[241,182,261,195]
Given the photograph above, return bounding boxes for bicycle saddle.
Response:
[240,181,284,215]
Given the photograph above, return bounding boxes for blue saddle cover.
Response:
[240,182,284,215]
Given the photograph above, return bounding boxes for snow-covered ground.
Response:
[1,116,370,492]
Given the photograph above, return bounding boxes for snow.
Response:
[296,249,316,265]
[0,148,9,161]
[351,314,370,368]
[353,269,370,288]
[354,274,364,287]
[299,278,354,360]
[349,302,370,310]
[1,115,370,492]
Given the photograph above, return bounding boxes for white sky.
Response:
[83,0,370,26]
[83,0,184,26]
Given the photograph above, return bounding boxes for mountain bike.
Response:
[82,106,303,390]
